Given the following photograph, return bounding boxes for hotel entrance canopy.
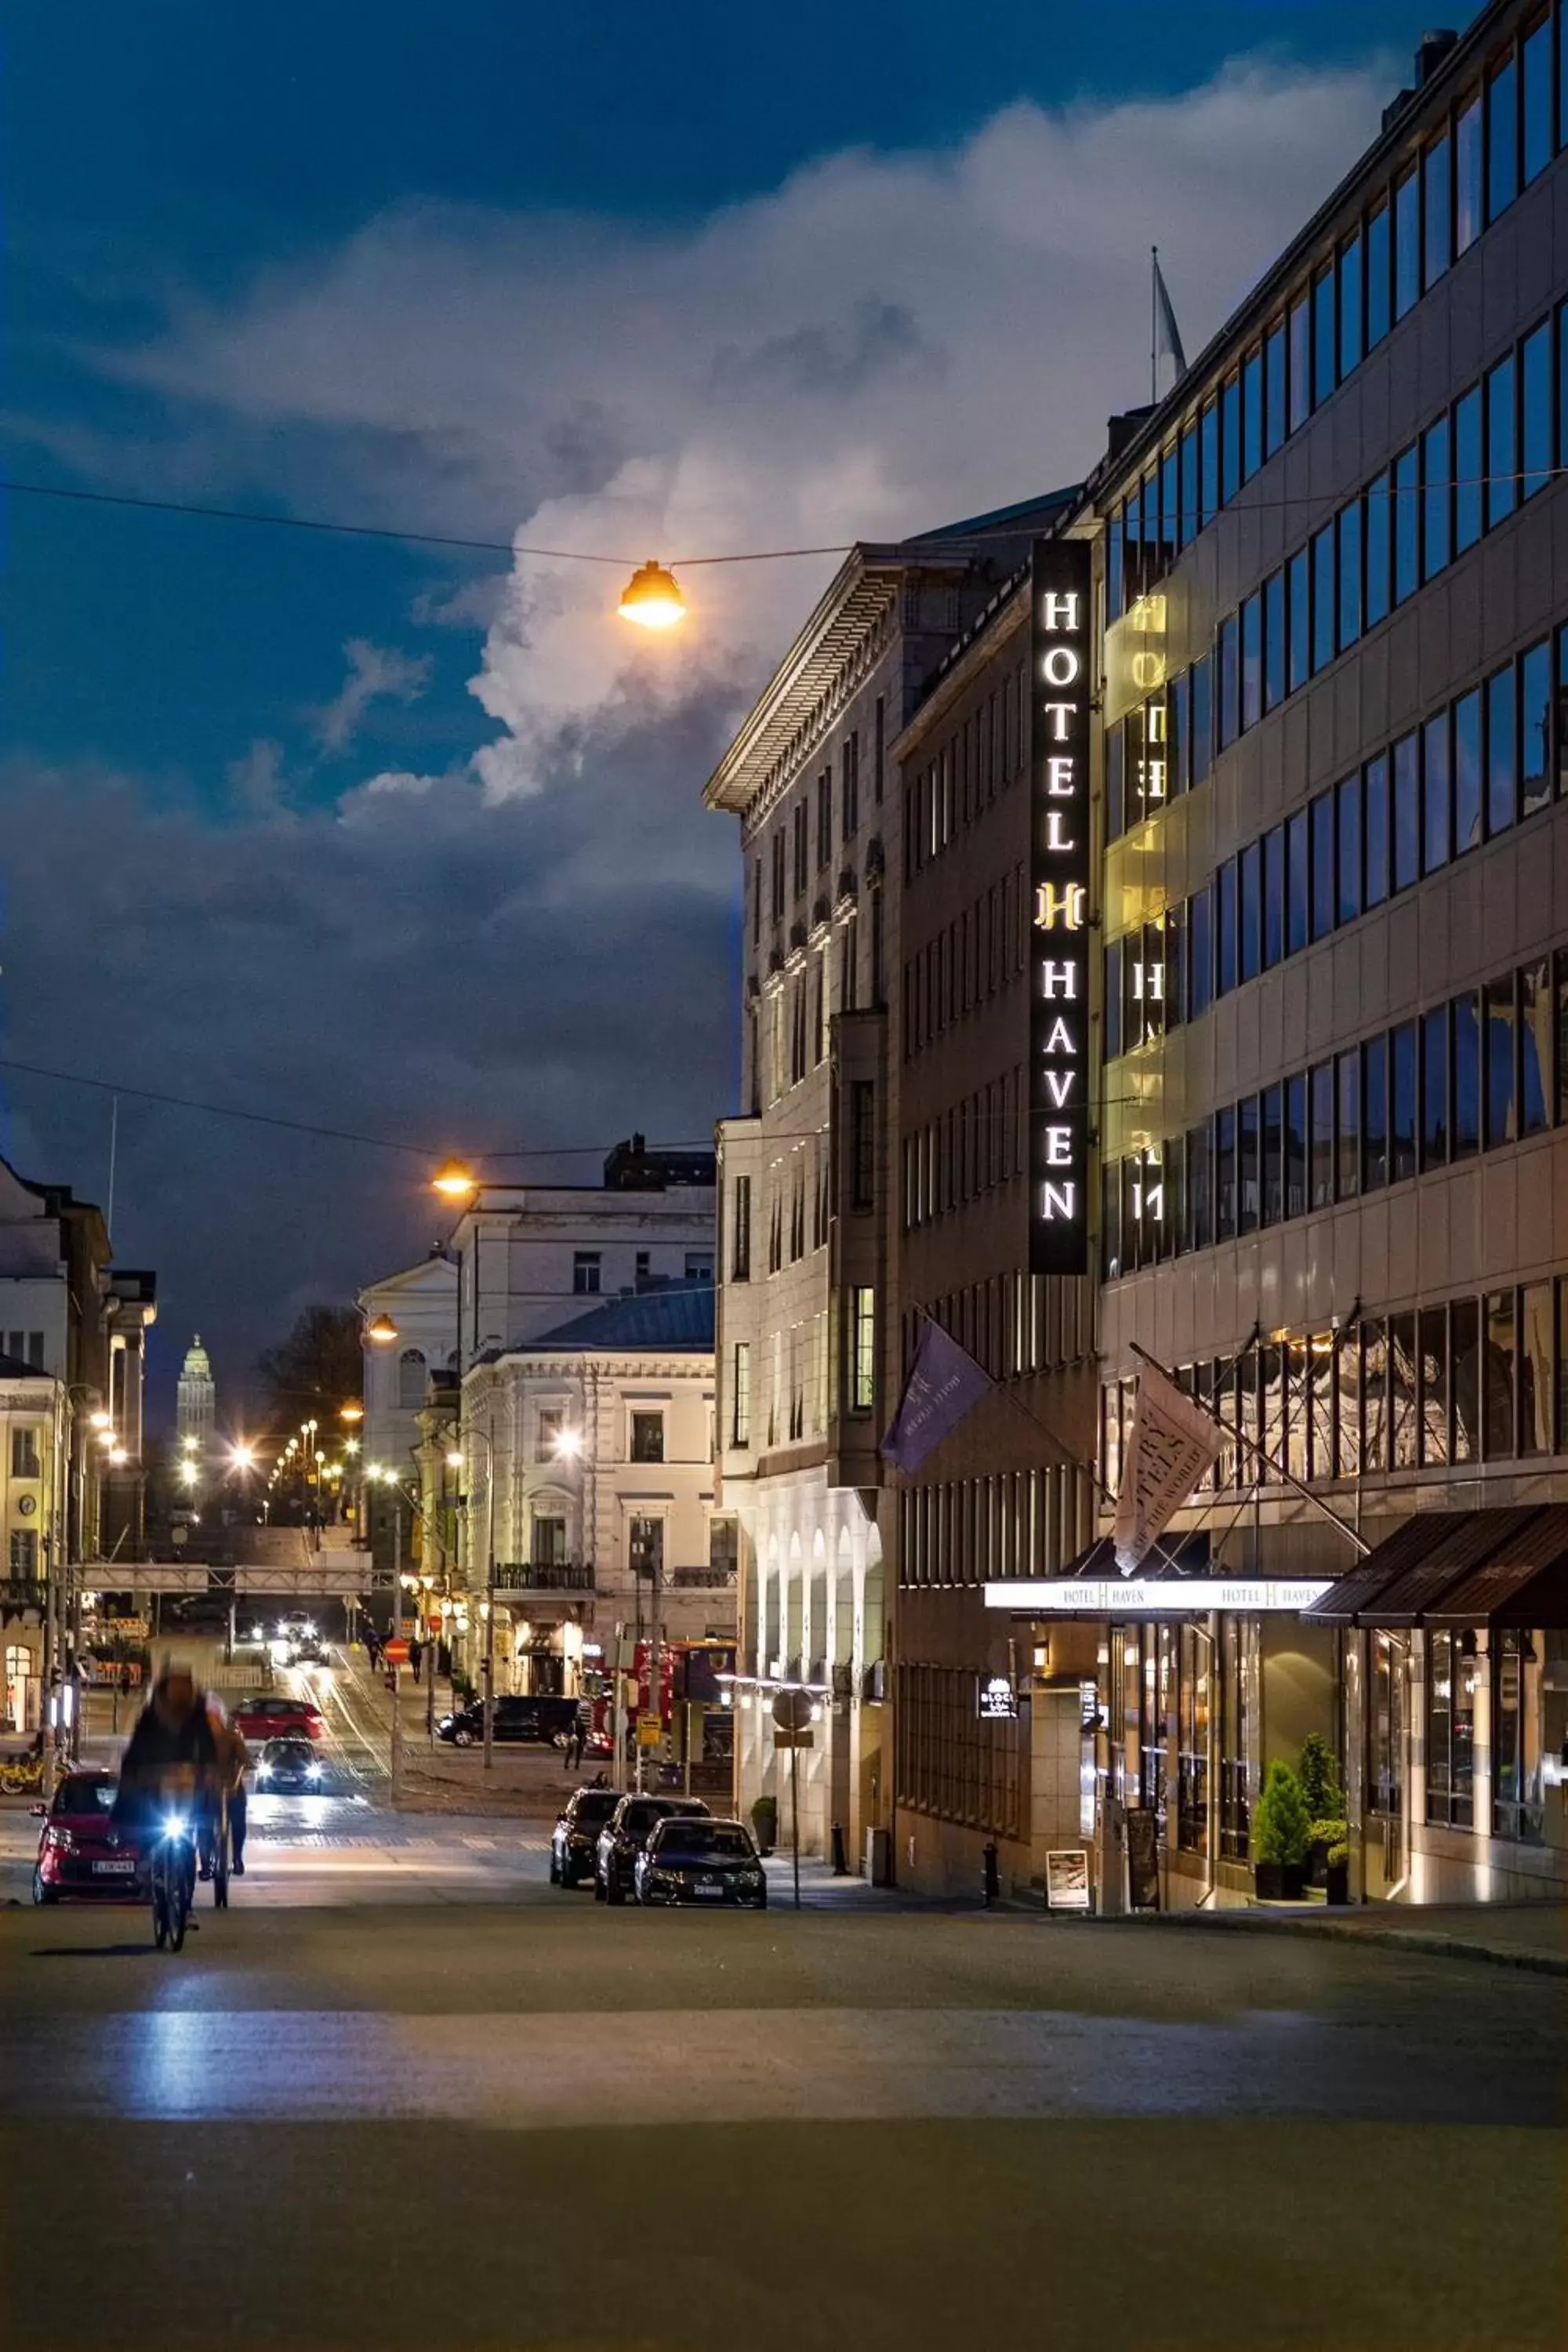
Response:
[1302,1506,1568,1630]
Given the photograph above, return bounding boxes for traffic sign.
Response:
[383,1638,410,1665]
[426,1613,442,1633]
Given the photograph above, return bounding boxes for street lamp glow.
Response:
[96,1428,116,1449]
[551,1428,583,1460]
[343,1436,360,1456]
[109,1446,129,1467]
[445,1450,464,1470]
[617,560,686,630]
[365,1315,399,1346]
[180,1460,199,1485]
[339,1401,364,1424]
[89,1410,113,1432]
[432,1159,478,1200]
[231,1444,256,1472]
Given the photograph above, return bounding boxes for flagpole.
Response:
[1150,245,1158,405]
[1127,1340,1370,1556]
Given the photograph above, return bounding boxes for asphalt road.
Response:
[2,1859,1565,2352]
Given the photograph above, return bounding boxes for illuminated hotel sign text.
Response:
[1029,539,1093,1276]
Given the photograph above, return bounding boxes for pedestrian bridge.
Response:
[89,1547,380,1597]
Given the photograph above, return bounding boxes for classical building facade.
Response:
[358,1247,459,1570]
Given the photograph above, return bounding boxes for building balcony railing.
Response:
[0,1577,45,1609]
[492,1563,595,1593]
[671,1566,738,1589]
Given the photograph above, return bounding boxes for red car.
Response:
[32,1768,144,1903]
[232,1693,325,1743]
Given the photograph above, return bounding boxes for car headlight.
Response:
[307,1764,322,1783]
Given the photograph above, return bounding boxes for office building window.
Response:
[1335,1054,1359,1201]
[1422,1007,1449,1170]
[628,1516,664,1579]
[1338,230,1363,375]
[1452,1296,1481,1462]
[1453,991,1482,1158]
[572,1251,602,1295]
[1366,469,1392,623]
[1424,710,1451,872]
[1390,1021,1417,1181]
[1337,772,1362,924]
[1311,792,1334,942]
[1239,843,1261,982]
[1484,1288,1517,1458]
[1237,1095,1260,1235]
[1454,383,1483,554]
[731,1344,751,1447]
[1363,751,1390,906]
[1425,129,1452,288]
[1286,809,1309,954]
[1455,89,1483,254]
[731,1176,752,1281]
[1524,10,1554,182]
[685,1250,713,1284]
[532,1515,567,1568]
[1489,664,1518,837]
[1215,1107,1236,1242]
[1522,319,1553,497]
[1494,1628,1545,1845]
[1522,639,1552,818]
[1394,165,1421,320]
[1392,444,1420,604]
[1427,1631,1478,1828]
[1488,53,1519,225]
[1521,1279,1554,1457]
[851,1080,876,1210]
[1338,500,1362,648]
[841,731,859,840]
[1366,199,1391,348]
[1392,731,1421,891]
[1286,1073,1308,1217]
[9,1531,38,1578]
[1217,861,1237,996]
[1487,353,1519,530]
[1309,1064,1334,1208]
[630,1411,665,1465]
[1363,1033,1388,1192]
[1454,688,1483,853]
[1261,1084,1284,1226]
[1262,826,1285,967]
[1218,615,1240,749]
[1191,654,1213,786]
[1422,419,1451,581]
[1418,1305,1450,1467]
[1521,957,1552,1135]
[1486,973,1518,1147]
[535,1406,565,1465]
[10,1428,40,1479]
[1312,521,1336,671]
[850,1290,876,1414]
[1265,317,1287,454]
[1240,592,1261,730]
[1189,884,1213,1018]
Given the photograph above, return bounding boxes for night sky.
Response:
[2,0,1448,1423]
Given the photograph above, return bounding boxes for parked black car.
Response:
[634,1817,768,1908]
[436,1695,577,1748]
[594,1794,710,1903]
[550,1785,621,1886]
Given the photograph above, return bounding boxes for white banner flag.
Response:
[1113,1357,1225,1573]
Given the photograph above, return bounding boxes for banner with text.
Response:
[1029,537,1093,1276]
[1112,1356,1225,1573]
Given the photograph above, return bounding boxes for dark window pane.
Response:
[1454,385,1483,554]
[1367,201,1391,348]
[1180,423,1200,546]
[1217,861,1237,996]
[1485,972,1517,1146]
[1191,654,1213,786]
[1239,841,1261,982]
[1170,669,1189,798]
[1520,956,1551,1136]
[1312,523,1336,671]
[1336,1052,1360,1200]
[1287,809,1309,954]
[1263,826,1285,967]
[1337,771,1362,922]
[1265,319,1287,455]
[1421,1004,1449,1169]
[1364,753,1391,905]
[1521,319,1552,498]
[1166,902,1187,1030]
[1488,353,1518,528]
[1221,377,1241,504]
[1218,615,1240,749]
[1525,13,1553,182]
[1289,295,1311,432]
[1522,637,1552,817]
[1313,267,1336,405]
[1189,1123,1214,1250]
[1107,512,1125,622]
[1287,1073,1308,1216]
[1455,92,1483,256]
[1311,793,1335,941]
[1418,1305,1450,1467]
[1452,991,1481,1158]
[1189,885,1213,1018]
[1484,1290,1516,1459]
[1487,662,1517,836]
[1392,731,1421,891]
[1102,1163,1123,1279]
[1241,593,1262,731]
[1394,166,1421,320]
[1338,500,1362,647]
[1261,1083,1283,1226]
[1521,1284,1552,1460]
[1422,418,1451,579]
[1338,232,1363,376]
[1216,1106,1236,1240]
[1200,401,1220,528]
[1366,470,1392,622]
[1390,1020,1417,1181]
[1454,688,1483,853]
[1391,1312,1420,1468]
[1237,1095,1260,1233]
[1106,728,1125,842]
[1243,347,1264,479]
[1362,1320,1388,1472]
[1423,709,1451,872]
[1560,628,1568,800]
[1425,132,1452,288]
[1287,547,1310,693]
[1104,942,1122,1061]
[1488,56,1519,224]
[1162,446,1179,564]
[1452,1296,1480,1462]
[1264,570,1286,710]
[1363,1034,1388,1192]
[1310,1064,1334,1207]
[1393,444,1421,604]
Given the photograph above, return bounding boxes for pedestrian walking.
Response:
[365,1628,381,1672]
[408,1635,423,1686]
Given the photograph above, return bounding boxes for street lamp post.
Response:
[448,1415,499,1770]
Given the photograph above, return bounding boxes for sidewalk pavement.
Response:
[1150,1896,1568,1976]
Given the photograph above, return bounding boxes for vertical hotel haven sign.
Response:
[1029,538,1092,1276]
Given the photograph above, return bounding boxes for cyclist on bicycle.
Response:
[197,1692,249,1881]
[112,1663,220,1891]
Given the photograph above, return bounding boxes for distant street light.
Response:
[339,1401,364,1424]
[432,1160,477,1200]
[617,560,686,629]
[365,1315,399,1346]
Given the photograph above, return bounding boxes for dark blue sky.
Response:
[0,0,1453,1412]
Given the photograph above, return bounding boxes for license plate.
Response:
[92,1859,136,1875]
[693,1881,724,1898]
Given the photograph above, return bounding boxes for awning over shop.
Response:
[1303,1505,1568,1629]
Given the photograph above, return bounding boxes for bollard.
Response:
[982,1839,1000,1908]
[830,1821,848,1876]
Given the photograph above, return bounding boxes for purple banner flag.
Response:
[880,1317,993,1474]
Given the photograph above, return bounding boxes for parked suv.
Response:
[435,1694,577,1748]
[550,1785,621,1886]
[593,1794,710,1904]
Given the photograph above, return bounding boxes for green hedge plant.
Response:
[1298,1732,1344,1822]
[1253,1761,1312,1868]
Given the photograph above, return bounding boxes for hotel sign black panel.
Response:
[1029,537,1092,1276]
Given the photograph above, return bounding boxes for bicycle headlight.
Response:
[162,1812,187,1838]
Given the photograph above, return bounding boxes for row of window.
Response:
[9,1430,41,1479]
[753,706,884,938]
[1108,294,1568,851]
[1106,6,1564,622]
[897,1461,1093,1592]
[902,1069,1024,1234]
[1103,1618,1258,1862]
[898,1274,1093,1399]
[757,910,880,1106]
[902,863,1028,1060]
[904,660,1029,879]
[1101,1278,1568,1509]
[5,1335,45,1371]
[1105,948,1565,1280]
[895,1661,1024,1840]
[1108,633,1566,1056]
[728,1291,874,1452]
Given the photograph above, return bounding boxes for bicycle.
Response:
[201,1791,230,1911]
[0,1753,48,1797]
[149,1811,197,1950]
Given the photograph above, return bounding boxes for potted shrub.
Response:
[1252,1760,1312,1900]
[750,1795,779,1856]
[1299,1733,1345,1888]
[1324,1838,1351,1907]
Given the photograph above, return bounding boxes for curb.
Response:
[1148,1904,1568,1978]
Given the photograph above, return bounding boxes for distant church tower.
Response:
[176,1334,216,1454]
